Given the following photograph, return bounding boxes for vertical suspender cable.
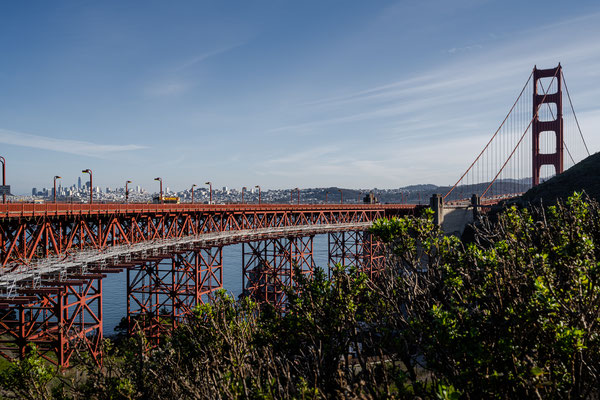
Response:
[562,71,590,157]
[444,71,533,200]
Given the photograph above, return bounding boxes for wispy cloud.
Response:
[299,74,437,107]
[144,80,193,97]
[144,42,245,98]
[263,146,338,165]
[447,44,483,54]
[174,42,245,72]
[0,128,147,157]
[268,14,600,141]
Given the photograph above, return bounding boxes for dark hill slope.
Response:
[517,152,600,205]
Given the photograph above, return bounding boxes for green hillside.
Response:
[517,152,600,205]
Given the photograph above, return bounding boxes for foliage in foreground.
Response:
[1,193,600,399]
[369,192,600,398]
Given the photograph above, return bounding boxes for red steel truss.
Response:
[0,203,417,366]
[328,231,385,278]
[127,247,223,343]
[0,275,102,367]
[0,203,413,271]
[242,236,315,311]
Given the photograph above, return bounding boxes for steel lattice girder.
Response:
[242,236,315,311]
[0,276,102,367]
[328,231,385,277]
[126,247,223,342]
[0,204,414,270]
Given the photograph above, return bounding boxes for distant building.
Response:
[363,192,379,204]
[78,177,81,189]
[32,187,37,196]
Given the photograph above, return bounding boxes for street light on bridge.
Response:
[325,191,328,204]
[296,187,300,205]
[242,186,246,204]
[339,189,343,204]
[82,169,93,204]
[191,184,197,204]
[205,181,212,204]
[255,185,261,205]
[125,180,132,203]
[53,175,61,203]
[154,177,163,204]
[0,156,5,204]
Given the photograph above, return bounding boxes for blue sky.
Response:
[1,0,600,194]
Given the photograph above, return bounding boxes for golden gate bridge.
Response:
[0,64,591,366]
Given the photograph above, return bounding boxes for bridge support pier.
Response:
[127,247,223,343]
[242,236,315,311]
[430,194,443,226]
[0,275,103,367]
[328,231,385,278]
[471,194,481,219]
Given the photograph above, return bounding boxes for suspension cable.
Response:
[443,71,534,200]
[481,68,559,197]
[562,71,591,156]
[537,79,575,165]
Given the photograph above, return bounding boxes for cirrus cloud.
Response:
[0,128,147,157]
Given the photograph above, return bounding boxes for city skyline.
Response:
[1,1,600,195]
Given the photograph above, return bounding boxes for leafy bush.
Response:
[369,192,600,398]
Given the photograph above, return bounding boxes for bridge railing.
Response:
[0,202,415,217]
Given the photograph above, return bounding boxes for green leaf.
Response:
[531,366,544,377]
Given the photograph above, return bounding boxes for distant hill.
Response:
[402,184,438,191]
[516,152,600,205]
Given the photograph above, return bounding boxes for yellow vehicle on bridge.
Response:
[152,196,180,204]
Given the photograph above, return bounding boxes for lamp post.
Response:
[125,180,132,203]
[296,187,300,205]
[0,156,5,204]
[205,181,212,204]
[53,175,61,203]
[357,192,362,203]
[325,191,328,204]
[339,189,343,204]
[255,185,261,205]
[154,177,163,204]
[191,184,196,204]
[242,187,246,204]
[82,169,93,204]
